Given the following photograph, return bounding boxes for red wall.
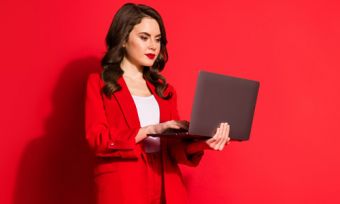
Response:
[1,0,339,204]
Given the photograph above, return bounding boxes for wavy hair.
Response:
[101,3,171,99]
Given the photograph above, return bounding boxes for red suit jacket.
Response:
[85,73,204,204]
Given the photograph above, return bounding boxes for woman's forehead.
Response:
[131,17,161,36]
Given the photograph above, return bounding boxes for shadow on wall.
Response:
[13,56,102,204]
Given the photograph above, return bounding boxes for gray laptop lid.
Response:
[189,71,260,141]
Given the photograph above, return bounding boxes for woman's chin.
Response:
[142,62,156,67]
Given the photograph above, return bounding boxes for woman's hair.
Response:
[101,3,171,99]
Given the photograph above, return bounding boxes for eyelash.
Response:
[140,36,161,43]
[140,36,148,41]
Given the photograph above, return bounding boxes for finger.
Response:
[163,121,177,129]
[206,136,217,146]
[178,120,189,129]
[169,123,182,129]
[169,120,191,130]
[223,125,232,147]
[222,123,230,148]
[212,126,222,150]
[163,121,171,129]
[218,123,231,150]
[216,123,227,150]
[216,123,225,150]
[207,125,219,145]
[218,123,230,150]
[206,129,218,149]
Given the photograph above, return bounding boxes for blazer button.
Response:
[109,142,115,146]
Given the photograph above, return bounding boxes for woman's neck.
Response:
[120,57,144,80]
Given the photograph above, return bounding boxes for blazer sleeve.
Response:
[166,85,204,167]
[85,73,139,159]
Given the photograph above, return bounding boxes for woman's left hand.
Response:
[186,122,231,154]
[205,122,231,151]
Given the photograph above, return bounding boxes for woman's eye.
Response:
[140,36,148,41]
[156,38,161,43]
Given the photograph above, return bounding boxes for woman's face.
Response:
[123,17,161,68]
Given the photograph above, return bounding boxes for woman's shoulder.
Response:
[87,72,104,86]
[87,72,101,81]
[163,82,178,99]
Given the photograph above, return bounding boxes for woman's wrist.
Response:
[135,127,148,143]
[135,123,165,143]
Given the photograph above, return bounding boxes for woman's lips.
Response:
[145,54,156,59]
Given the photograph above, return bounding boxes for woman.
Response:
[85,3,231,204]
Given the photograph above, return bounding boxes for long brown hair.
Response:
[101,3,171,99]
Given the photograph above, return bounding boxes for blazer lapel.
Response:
[113,76,171,128]
[113,77,141,128]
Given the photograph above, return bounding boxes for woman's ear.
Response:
[122,38,128,47]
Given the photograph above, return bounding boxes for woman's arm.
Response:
[85,74,140,158]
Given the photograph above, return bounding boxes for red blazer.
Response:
[85,73,204,204]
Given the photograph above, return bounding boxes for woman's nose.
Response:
[148,39,157,50]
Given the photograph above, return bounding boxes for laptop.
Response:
[147,70,260,141]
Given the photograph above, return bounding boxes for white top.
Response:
[132,95,160,153]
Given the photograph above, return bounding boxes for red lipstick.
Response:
[145,54,156,59]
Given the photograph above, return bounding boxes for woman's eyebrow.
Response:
[138,32,161,37]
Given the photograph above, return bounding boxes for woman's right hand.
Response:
[146,120,189,134]
[135,120,189,143]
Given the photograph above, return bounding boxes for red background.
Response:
[1,0,339,203]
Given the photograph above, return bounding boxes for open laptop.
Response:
[147,70,260,141]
